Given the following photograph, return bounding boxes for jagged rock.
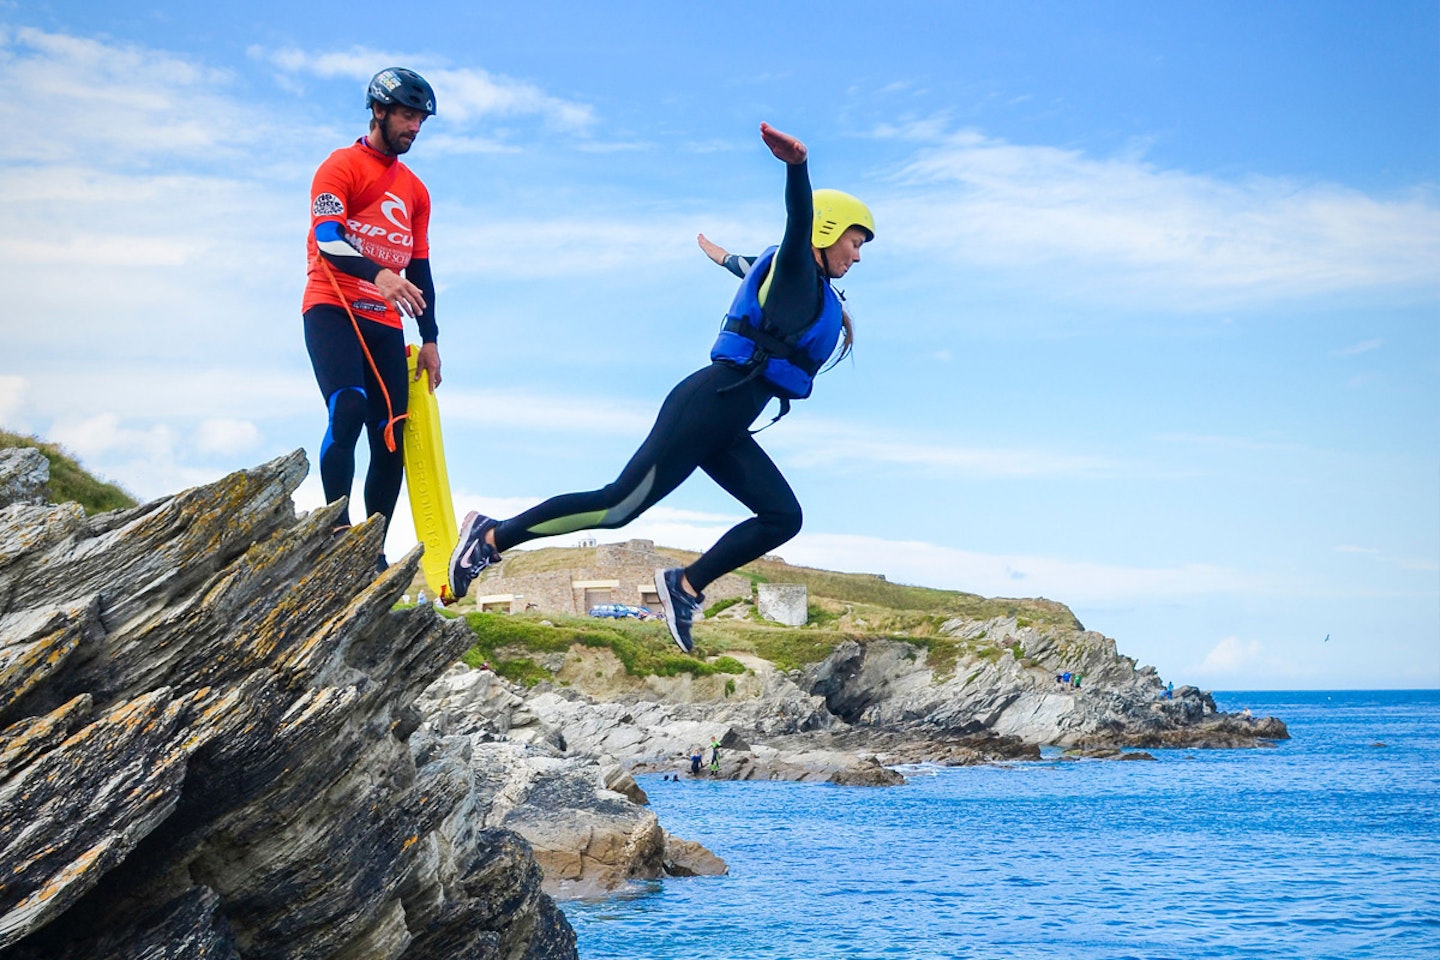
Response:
[0,449,48,508]
[444,740,724,899]
[421,664,565,751]
[416,679,726,900]
[600,764,648,805]
[801,631,1287,748]
[828,757,906,787]
[0,452,577,959]
[662,836,727,878]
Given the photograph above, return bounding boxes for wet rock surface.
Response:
[0,452,577,959]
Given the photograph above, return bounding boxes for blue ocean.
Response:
[562,690,1440,959]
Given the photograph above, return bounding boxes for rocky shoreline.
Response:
[414,615,1288,895]
[0,450,577,959]
[0,448,1288,956]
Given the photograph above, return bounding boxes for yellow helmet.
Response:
[812,189,875,248]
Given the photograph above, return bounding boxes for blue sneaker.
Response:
[449,512,502,599]
[655,568,703,654]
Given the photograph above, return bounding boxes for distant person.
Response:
[304,67,443,569]
[709,737,722,775]
[449,123,874,656]
[690,746,703,776]
[1165,682,1174,700]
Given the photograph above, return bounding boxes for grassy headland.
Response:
[444,547,1085,686]
[1,429,138,514]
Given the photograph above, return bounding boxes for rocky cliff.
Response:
[443,589,1287,783]
[0,450,576,959]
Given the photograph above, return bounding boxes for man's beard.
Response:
[380,116,414,155]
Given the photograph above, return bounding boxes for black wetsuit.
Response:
[303,306,411,532]
[491,161,830,592]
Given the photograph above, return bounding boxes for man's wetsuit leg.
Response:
[492,363,772,553]
[303,304,408,529]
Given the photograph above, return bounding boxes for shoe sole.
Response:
[449,511,482,599]
[655,568,693,654]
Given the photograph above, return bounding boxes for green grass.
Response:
[1,430,137,514]
[710,656,747,674]
[441,542,1092,686]
[806,602,840,629]
[704,596,744,618]
[461,612,753,685]
[744,630,851,672]
[737,556,1082,630]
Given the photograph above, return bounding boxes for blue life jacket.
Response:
[709,246,844,401]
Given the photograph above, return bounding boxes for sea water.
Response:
[561,691,1440,959]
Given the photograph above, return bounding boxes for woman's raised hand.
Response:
[697,233,729,266]
[760,122,807,164]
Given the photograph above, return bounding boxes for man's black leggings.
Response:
[493,362,803,592]
[303,304,408,532]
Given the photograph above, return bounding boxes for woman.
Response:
[449,122,874,653]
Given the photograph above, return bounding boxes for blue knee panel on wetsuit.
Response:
[321,386,368,462]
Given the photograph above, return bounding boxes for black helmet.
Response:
[366,67,436,116]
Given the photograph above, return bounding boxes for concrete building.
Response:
[757,582,808,626]
[470,539,751,617]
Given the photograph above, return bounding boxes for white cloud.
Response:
[15,370,313,426]
[773,421,1113,479]
[778,532,1267,605]
[1196,635,1263,673]
[1333,338,1385,357]
[420,133,523,156]
[196,418,262,455]
[0,27,263,165]
[49,412,175,462]
[880,127,1440,307]
[383,508,1265,606]
[1154,432,1307,454]
[441,388,656,435]
[436,386,1113,481]
[434,212,721,279]
[253,45,596,133]
[0,375,27,427]
[1396,558,1440,574]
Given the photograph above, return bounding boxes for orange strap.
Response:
[319,258,409,453]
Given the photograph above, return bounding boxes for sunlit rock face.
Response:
[0,450,577,960]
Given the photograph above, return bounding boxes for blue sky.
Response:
[3,1,1436,689]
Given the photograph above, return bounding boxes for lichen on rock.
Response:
[0,451,577,960]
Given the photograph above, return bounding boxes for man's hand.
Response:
[760,122,807,165]
[415,341,442,393]
[375,268,427,318]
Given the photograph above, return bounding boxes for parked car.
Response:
[588,603,656,621]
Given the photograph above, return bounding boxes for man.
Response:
[302,67,443,569]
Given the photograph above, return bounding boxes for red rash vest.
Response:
[303,138,431,329]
